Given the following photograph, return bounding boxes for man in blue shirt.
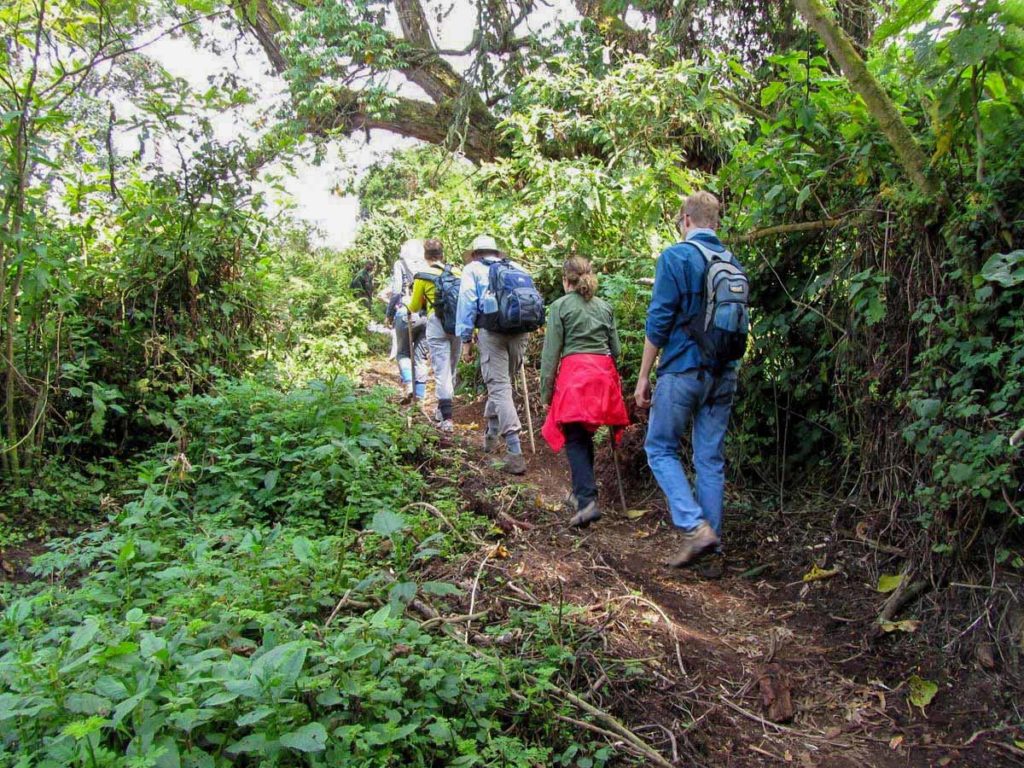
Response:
[634,192,741,569]
[456,235,529,475]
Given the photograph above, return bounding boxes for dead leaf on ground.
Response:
[625,508,647,520]
[975,643,996,670]
[802,563,840,582]
[488,544,510,559]
[632,530,651,539]
[889,735,904,750]
[880,619,921,633]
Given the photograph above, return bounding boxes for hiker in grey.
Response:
[390,239,430,399]
[407,238,462,433]
[455,235,538,475]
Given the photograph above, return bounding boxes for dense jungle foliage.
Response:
[1,0,1023,764]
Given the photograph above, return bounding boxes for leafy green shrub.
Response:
[172,378,426,529]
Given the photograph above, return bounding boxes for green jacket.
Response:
[539,292,621,404]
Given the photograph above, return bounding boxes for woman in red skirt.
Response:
[540,257,630,527]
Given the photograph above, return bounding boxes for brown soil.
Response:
[362,357,1024,768]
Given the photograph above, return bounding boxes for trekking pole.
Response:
[518,361,536,454]
[610,432,628,515]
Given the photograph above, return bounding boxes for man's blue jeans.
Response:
[644,369,737,534]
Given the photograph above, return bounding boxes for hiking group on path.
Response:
[370,192,750,569]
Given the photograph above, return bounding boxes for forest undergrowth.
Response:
[4,356,1021,767]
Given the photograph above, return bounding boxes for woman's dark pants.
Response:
[564,422,597,509]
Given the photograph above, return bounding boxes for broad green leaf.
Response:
[795,186,811,210]
[877,573,904,593]
[64,693,112,715]
[225,732,270,755]
[263,469,280,491]
[875,0,939,43]
[420,581,462,596]
[69,619,100,652]
[280,722,328,752]
[369,510,405,536]
[980,250,1024,288]
[292,536,312,563]
[236,706,274,727]
[907,675,938,710]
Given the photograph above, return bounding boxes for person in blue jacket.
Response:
[634,191,742,570]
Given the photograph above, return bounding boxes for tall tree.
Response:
[793,0,941,200]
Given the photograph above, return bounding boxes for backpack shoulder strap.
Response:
[687,239,731,263]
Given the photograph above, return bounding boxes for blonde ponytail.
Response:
[563,256,597,301]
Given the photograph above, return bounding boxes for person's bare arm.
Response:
[633,337,660,408]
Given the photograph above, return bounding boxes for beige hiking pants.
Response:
[478,329,528,438]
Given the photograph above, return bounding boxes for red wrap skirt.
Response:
[541,353,630,453]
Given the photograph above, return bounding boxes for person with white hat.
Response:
[455,234,546,475]
[389,239,430,399]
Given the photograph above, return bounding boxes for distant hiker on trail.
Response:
[540,257,630,527]
[456,234,545,475]
[389,239,430,400]
[634,191,749,570]
[349,259,376,313]
[408,238,462,433]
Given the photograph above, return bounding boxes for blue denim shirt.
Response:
[645,229,731,375]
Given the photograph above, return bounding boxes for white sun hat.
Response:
[471,234,499,253]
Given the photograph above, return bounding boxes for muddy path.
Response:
[359,358,1019,767]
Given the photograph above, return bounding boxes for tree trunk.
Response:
[239,0,503,164]
[793,0,941,201]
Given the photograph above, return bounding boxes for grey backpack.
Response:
[685,240,750,370]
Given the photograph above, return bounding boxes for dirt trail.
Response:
[360,358,1015,768]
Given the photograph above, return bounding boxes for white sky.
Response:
[128,1,580,249]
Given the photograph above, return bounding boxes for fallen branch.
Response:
[718,696,843,744]
[420,610,489,630]
[731,218,848,244]
[878,576,930,623]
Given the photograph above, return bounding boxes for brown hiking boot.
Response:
[664,521,719,568]
[500,452,527,475]
[697,551,725,579]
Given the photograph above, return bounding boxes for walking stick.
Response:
[610,432,628,515]
[518,361,536,454]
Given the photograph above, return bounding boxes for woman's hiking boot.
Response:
[500,452,527,475]
[440,419,454,434]
[664,521,719,568]
[569,500,601,528]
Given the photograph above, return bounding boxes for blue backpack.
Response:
[685,240,749,371]
[479,258,545,334]
[415,266,461,336]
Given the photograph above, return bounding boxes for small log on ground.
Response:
[758,663,795,723]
